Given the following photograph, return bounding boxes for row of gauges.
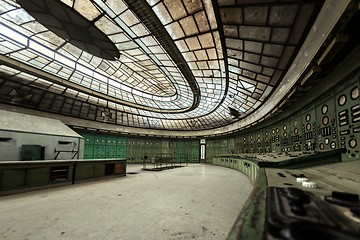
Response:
[319,139,337,150]
[338,86,358,106]
[338,86,358,152]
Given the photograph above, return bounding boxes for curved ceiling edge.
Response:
[122,0,201,111]
[0,55,191,114]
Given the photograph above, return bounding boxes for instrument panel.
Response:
[336,79,359,161]
[316,95,337,151]
[220,73,359,161]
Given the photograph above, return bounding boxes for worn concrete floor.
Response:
[0,164,253,240]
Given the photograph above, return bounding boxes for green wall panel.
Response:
[84,144,94,159]
[106,146,117,158]
[94,145,106,159]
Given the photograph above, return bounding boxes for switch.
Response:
[325,191,359,207]
[350,206,360,218]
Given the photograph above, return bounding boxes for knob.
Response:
[290,203,307,216]
[284,187,310,204]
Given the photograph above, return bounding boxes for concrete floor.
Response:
[0,164,253,240]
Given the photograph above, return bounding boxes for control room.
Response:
[0,0,359,239]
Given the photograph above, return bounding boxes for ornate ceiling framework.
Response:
[0,0,353,135]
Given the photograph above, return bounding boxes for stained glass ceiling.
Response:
[0,0,349,134]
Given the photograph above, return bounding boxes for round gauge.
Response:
[265,137,269,141]
[250,136,253,139]
[321,105,328,114]
[283,132,287,137]
[330,141,336,149]
[349,139,357,148]
[294,120,298,127]
[306,114,311,122]
[257,134,260,138]
[322,116,329,125]
[325,138,329,145]
[272,129,275,134]
[319,143,325,150]
[338,95,347,106]
[294,128,299,134]
[351,87,359,100]
[276,128,279,133]
[283,125,287,131]
[306,123,312,131]
[265,131,269,136]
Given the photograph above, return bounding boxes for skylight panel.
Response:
[73,0,101,21]
[0,23,27,46]
[55,53,75,68]
[165,22,185,40]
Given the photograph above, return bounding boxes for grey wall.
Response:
[0,130,82,161]
[0,110,83,161]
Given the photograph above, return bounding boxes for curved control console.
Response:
[220,150,360,240]
[267,187,359,240]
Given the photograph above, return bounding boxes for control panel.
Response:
[316,95,337,151]
[264,129,271,153]
[209,73,359,163]
[290,115,302,152]
[271,125,281,153]
[302,107,317,151]
[280,122,291,152]
[335,77,359,161]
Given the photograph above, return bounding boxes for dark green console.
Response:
[0,158,126,195]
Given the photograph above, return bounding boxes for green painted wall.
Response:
[77,132,200,163]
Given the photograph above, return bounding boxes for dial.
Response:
[322,116,329,125]
[306,123,312,131]
[325,138,329,145]
[319,143,325,150]
[338,95,347,106]
[351,87,359,100]
[294,120,298,127]
[294,128,299,134]
[349,139,357,148]
[272,129,275,134]
[321,105,328,114]
[283,132,287,137]
[330,141,336,149]
[283,125,287,131]
[276,128,279,133]
[306,114,311,122]
[265,131,269,136]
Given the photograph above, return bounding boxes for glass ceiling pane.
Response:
[0,0,323,131]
